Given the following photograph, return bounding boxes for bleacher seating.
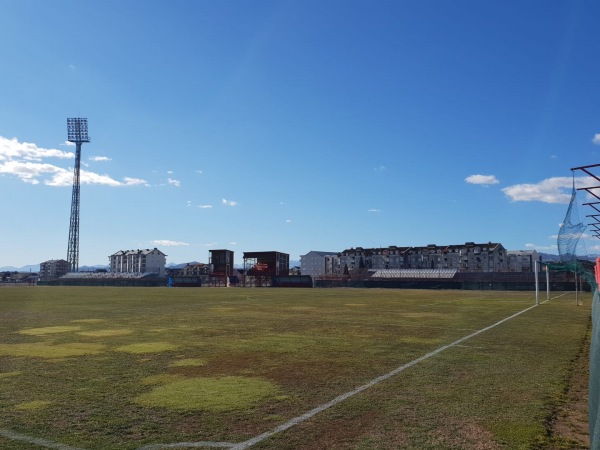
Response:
[369,269,457,279]
[61,272,158,279]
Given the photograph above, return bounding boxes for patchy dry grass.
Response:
[170,358,206,367]
[113,341,178,354]
[13,400,52,411]
[0,370,21,378]
[0,342,106,358]
[135,376,283,412]
[0,287,591,449]
[77,329,133,337]
[18,325,82,335]
[71,318,105,324]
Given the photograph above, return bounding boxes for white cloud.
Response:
[195,170,203,174]
[0,160,67,184]
[46,170,114,187]
[368,208,381,212]
[465,174,500,186]
[202,242,218,247]
[89,156,111,162]
[285,219,292,223]
[167,170,174,174]
[45,170,148,187]
[122,177,148,186]
[593,133,600,145]
[0,136,73,162]
[0,135,146,187]
[524,243,558,251]
[81,171,126,187]
[198,204,213,209]
[374,165,386,171]
[151,240,190,247]
[222,198,238,206]
[167,178,181,187]
[62,141,75,147]
[229,241,238,245]
[501,176,594,204]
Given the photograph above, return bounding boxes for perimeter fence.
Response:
[591,262,600,449]
[558,182,599,449]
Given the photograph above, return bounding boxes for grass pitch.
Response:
[0,287,591,449]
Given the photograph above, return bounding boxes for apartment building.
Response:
[300,251,337,278]
[39,259,70,281]
[320,242,510,277]
[507,250,541,272]
[181,263,211,276]
[109,248,166,277]
[435,242,508,272]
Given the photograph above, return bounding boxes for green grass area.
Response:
[0,286,591,449]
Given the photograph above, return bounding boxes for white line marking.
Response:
[0,428,87,450]
[137,441,235,449]
[227,301,542,449]
[454,344,487,349]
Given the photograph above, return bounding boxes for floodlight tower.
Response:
[66,118,90,272]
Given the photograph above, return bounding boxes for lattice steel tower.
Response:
[66,118,90,272]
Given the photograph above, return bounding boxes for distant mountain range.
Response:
[0,265,41,273]
[0,264,112,273]
[539,253,598,262]
[1,260,302,273]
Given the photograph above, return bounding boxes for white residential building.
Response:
[300,251,337,278]
[109,248,167,277]
[507,250,541,272]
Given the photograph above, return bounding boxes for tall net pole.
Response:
[566,164,600,449]
[66,118,89,272]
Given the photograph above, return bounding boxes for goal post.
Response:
[534,261,551,305]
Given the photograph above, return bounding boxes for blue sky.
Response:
[2,0,600,268]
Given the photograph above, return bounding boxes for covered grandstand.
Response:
[369,269,458,279]
[272,275,313,288]
[55,271,165,287]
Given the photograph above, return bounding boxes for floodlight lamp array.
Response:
[67,118,90,143]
